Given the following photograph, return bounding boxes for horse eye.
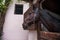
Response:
[29,13,31,15]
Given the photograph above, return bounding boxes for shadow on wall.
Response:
[0,13,6,40]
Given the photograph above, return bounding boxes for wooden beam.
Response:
[40,31,60,40]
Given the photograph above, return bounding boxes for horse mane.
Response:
[42,0,60,15]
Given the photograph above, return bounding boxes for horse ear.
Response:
[29,0,33,3]
[30,0,33,2]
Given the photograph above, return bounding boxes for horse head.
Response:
[23,7,40,30]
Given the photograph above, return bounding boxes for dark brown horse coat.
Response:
[23,0,60,32]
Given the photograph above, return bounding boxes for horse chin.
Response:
[22,23,28,30]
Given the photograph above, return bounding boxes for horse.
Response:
[23,0,60,33]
